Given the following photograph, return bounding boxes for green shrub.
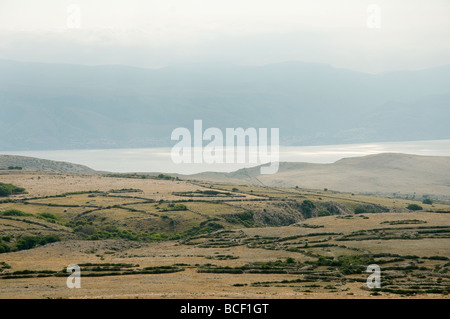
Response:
[162,203,187,211]
[407,204,423,211]
[286,257,295,264]
[15,235,61,251]
[1,209,31,217]
[179,222,224,238]
[1,235,12,242]
[318,209,331,217]
[15,236,39,250]
[224,211,254,227]
[147,233,169,241]
[354,204,389,214]
[75,225,97,236]
[37,212,59,223]
[315,254,375,275]
[0,239,11,253]
[301,200,316,218]
[157,174,173,180]
[0,183,25,197]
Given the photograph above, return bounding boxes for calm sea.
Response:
[2,139,450,175]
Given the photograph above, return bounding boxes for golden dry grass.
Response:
[0,171,449,299]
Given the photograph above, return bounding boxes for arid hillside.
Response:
[0,170,449,298]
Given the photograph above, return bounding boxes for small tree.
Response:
[0,238,10,253]
[286,257,295,264]
[318,209,331,217]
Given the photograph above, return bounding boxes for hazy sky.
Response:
[0,0,449,73]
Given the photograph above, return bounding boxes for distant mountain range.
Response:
[0,59,449,151]
[192,153,450,199]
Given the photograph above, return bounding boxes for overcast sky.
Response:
[0,0,449,73]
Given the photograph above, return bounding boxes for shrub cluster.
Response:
[301,200,316,218]
[407,204,423,211]
[224,211,254,227]
[161,203,187,211]
[0,209,31,217]
[15,234,61,251]
[0,183,25,197]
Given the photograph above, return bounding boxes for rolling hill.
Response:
[191,153,450,199]
[1,152,450,199]
[0,155,96,174]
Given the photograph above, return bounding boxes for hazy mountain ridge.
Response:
[0,60,449,150]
